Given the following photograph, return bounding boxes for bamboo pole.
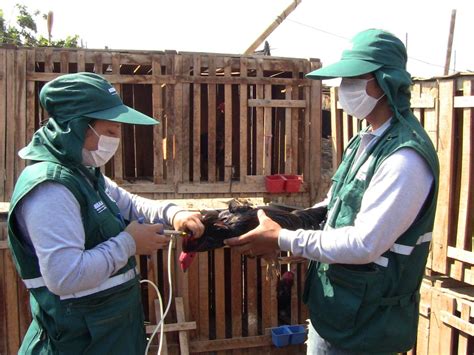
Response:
[443,9,456,76]
[243,0,302,55]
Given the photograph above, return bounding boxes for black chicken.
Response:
[179,203,327,271]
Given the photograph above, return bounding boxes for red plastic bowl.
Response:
[282,175,302,193]
[265,175,286,193]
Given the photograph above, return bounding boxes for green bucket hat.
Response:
[39,72,158,125]
[306,29,407,79]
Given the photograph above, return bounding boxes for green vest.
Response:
[303,118,439,352]
[8,161,146,354]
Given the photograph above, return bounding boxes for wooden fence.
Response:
[330,74,474,354]
[0,47,324,205]
[0,46,323,354]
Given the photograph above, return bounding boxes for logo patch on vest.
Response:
[104,187,116,203]
[93,201,107,213]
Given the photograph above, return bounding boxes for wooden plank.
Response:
[0,49,6,202]
[94,53,103,74]
[457,302,471,353]
[230,249,242,345]
[5,49,16,201]
[416,283,431,355]
[145,320,197,334]
[60,51,69,73]
[77,50,85,72]
[44,48,53,73]
[284,86,293,173]
[26,50,36,144]
[342,111,351,148]
[174,55,184,186]
[247,257,258,336]
[26,71,312,87]
[5,252,20,353]
[154,299,169,355]
[261,264,271,332]
[303,77,311,188]
[452,80,474,282]
[192,55,202,182]
[290,64,299,174]
[438,295,456,354]
[0,249,6,354]
[181,55,191,183]
[248,99,306,108]
[111,53,123,182]
[198,252,209,339]
[440,309,474,336]
[428,288,442,354]
[255,59,264,175]
[432,80,456,275]
[290,263,299,325]
[119,180,307,194]
[447,247,473,267]
[187,248,200,338]
[411,95,435,108]
[214,248,226,341]
[330,87,343,169]
[152,55,164,184]
[15,50,27,179]
[190,334,273,353]
[207,56,217,182]
[454,95,474,108]
[17,278,30,345]
[165,53,175,184]
[270,271,278,327]
[147,253,159,325]
[309,62,322,204]
[224,57,233,182]
[239,58,248,181]
[263,84,272,175]
[175,297,190,355]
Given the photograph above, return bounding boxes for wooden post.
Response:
[192,55,202,183]
[330,87,343,169]
[239,58,248,181]
[309,59,322,204]
[152,54,164,184]
[432,79,456,275]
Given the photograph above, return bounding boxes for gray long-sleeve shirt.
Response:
[14,176,182,296]
[279,120,434,264]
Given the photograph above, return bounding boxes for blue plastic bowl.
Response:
[287,325,307,344]
[271,326,291,347]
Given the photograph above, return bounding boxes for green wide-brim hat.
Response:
[306,29,407,79]
[40,72,159,125]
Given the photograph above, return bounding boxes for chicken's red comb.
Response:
[179,251,197,272]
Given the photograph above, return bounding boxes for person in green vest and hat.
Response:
[7,72,204,354]
[225,29,439,354]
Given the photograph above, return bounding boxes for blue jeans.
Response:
[306,320,396,355]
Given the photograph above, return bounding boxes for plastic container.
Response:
[271,326,291,347]
[265,175,286,193]
[287,325,307,344]
[282,175,302,193]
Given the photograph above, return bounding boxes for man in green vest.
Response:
[225,29,439,354]
[8,72,204,354]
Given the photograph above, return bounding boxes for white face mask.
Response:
[82,124,120,167]
[338,78,385,119]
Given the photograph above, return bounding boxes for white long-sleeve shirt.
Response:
[14,176,182,296]
[279,121,434,264]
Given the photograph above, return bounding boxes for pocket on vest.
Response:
[310,264,382,331]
